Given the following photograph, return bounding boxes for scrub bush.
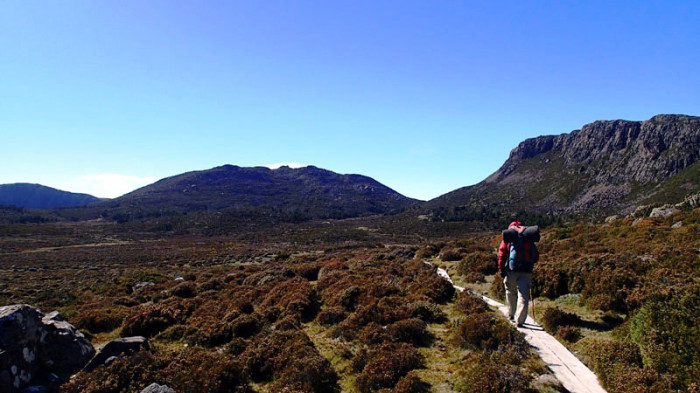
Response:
[354,343,424,393]
[454,353,529,393]
[539,306,581,334]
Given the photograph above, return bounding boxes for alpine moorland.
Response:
[1,114,699,393]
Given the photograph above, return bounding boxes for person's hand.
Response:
[500,269,507,278]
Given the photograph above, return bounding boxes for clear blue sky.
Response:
[1,1,698,199]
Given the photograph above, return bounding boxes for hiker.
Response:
[498,221,539,327]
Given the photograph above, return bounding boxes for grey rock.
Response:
[132,281,155,292]
[83,336,149,372]
[141,382,175,393]
[41,311,64,322]
[649,205,680,218]
[532,374,566,392]
[0,305,95,392]
[604,215,620,223]
[141,383,176,393]
[672,221,683,229]
[632,218,644,226]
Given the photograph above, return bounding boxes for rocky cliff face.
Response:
[499,115,700,184]
[429,114,700,223]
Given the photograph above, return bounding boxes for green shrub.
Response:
[457,251,497,279]
[539,307,581,334]
[556,325,582,343]
[490,276,505,301]
[410,301,446,323]
[629,287,700,389]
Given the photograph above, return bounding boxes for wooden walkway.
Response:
[434,266,608,393]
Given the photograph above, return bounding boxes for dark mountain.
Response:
[99,165,419,223]
[0,183,101,209]
[425,114,700,224]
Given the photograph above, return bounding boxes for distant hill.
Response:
[424,114,700,225]
[0,183,101,209]
[95,165,418,224]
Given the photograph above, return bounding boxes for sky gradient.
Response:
[2,1,698,199]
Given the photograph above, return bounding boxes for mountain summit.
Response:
[427,114,700,222]
[104,165,418,222]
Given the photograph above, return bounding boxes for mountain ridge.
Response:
[425,114,700,224]
[0,183,101,209]
[94,164,419,223]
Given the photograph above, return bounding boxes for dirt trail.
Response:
[434,265,608,393]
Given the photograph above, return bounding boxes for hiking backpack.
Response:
[503,226,539,272]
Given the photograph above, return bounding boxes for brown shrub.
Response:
[393,371,430,393]
[440,247,465,261]
[556,325,582,342]
[411,269,455,304]
[410,301,446,323]
[573,337,679,393]
[289,262,321,281]
[457,251,497,280]
[62,349,252,393]
[240,330,338,392]
[453,312,528,358]
[259,277,319,322]
[490,275,505,301]
[355,343,424,393]
[317,306,347,325]
[454,292,490,315]
[121,298,193,337]
[387,318,431,346]
[539,307,581,334]
[357,322,391,344]
[74,307,128,333]
[157,348,251,393]
[454,353,529,393]
[414,243,442,260]
[172,281,197,298]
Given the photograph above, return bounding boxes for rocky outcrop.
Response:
[141,383,175,393]
[0,305,95,392]
[83,336,150,372]
[429,114,700,220]
[506,115,700,184]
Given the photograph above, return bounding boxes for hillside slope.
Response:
[0,183,100,209]
[426,114,700,223]
[100,165,418,222]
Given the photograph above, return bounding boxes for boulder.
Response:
[604,215,620,223]
[0,305,95,392]
[141,383,175,393]
[649,205,680,218]
[83,336,150,372]
[132,281,155,292]
[672,221,683,229]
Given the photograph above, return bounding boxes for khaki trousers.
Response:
[503,271,531,325]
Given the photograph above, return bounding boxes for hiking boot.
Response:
[516,323,524,328]
[508,315,515,322]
